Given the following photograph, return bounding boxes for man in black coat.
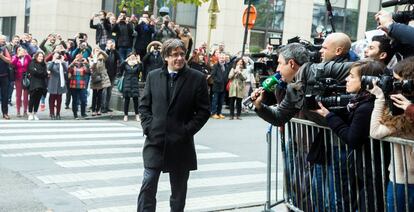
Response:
[134,12,155,59]
[89,11,111,50]
[137,39,210,212]
[112,11,134,62]
[102,39,121,113]
[141,41,163,82]
[210,53,229,119]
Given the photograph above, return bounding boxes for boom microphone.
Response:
[382,0,410,7]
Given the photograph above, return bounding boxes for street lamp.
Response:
[206,0,220,61]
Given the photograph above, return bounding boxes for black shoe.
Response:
[8,102,13,106]
[81,114,88,118]
[107,109,113,112]
[102,110,108,114]
[65,105,70,109]
[50,115,55,120]
[56,115,61,120]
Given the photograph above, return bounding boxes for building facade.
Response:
[0,0,389,54]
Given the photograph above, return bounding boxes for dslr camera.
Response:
[382,0,414,24]
[305,78,353,110]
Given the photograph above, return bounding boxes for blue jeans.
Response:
[211,91,225,115]
[71,88,87,117]
[312,146,351,212]
[387,182,414,212]
[118,47,132,62]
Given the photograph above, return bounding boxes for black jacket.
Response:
[142,52,163,81]
[134,22,154,51]
[89,19,111,45]
[139,65,210,172]
[112,22,134,48]
[389,22,414,58]
[210,63,229,92]
[28,61,48,92]
[105,48,121,81]
[119,62,141,98]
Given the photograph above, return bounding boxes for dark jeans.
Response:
[65,81,71,107]
[92,89,103,112]
[49,94,63,116]
[229,97,242,117]
[119,47,132,62]
[71,88,87,117]
[387,182,414,212]
[211,91,225,115]
[8,80,14,103]
[29,89,43,113]
[102,85,113,112]
[137,168,190,212]
[0,76,9,115]
[124,96,139,115]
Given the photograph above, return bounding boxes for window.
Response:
[312,0,360,40]
[366,0,381,31]
[0,17,16,41]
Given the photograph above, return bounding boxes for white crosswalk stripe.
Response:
[0,121,275,211]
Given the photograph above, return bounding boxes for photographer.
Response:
[47,51,68,120]
[368,56,414,212]
[102,39,121,113]
[111,10,134,62]
[6,35,21,56]
[0,35,11,120]
[375,10,414,58]
[71,41,92,59]
[141,41,163,81]
[155,15,177,43]
[134,12,155,59]
[313,59,389,211]
[90,10,111,50]
[178,27,193,60]
[40,34,66,55]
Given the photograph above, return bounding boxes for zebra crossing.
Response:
[0,120,281,212]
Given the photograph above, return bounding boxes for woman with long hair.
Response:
[27,52,48,120]
[228,57,247,120]
[11,47,31,117]
[119,52,142,122]
[369,56,414,212]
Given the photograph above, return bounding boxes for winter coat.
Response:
[90,60,111,90]
[68,63,90,89]
[210,63,229,93]
[105,49,121,82]
[142,51,163,81]
[120,62,141,98]
[11,55,32,80]
[228,67,246,98]
[28,61,48,93]
[90,18,111,45]
[112,22,134,48]
[134,22,154,51]
[47,61,68,94]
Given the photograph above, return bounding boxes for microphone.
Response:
[382,0,410,7]
[242,72,287,108]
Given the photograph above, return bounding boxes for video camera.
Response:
[288,36,322,63]
[362,74,414,115]
[305,78,353,110]
[382,0,414,24]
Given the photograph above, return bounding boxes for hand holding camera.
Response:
[391,94,412,111]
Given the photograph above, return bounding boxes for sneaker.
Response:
[33,115,39,121]
[16,113,22,117]
[28,114,34,121]
[2,114,10,120]
[23,112,28,117]
[97,112,101,116]
[92,112,97,116]
[236,116,242,120]
[123,116,128,122]
[40,103,46,111]
[211,114,220,119]
[218,114,225,119]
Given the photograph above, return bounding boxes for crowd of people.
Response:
[0,9,258,122]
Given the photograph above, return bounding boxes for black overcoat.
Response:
[139,65,210,172]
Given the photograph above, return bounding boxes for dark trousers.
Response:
[65,81,71,107]
[0,76,9,115]
[8,80,14,103]
[92,89,103,112]
[102,85,113,111]
[49,94,62,116]
[137,168,190,212]
[211,91,225,115]
[71,88,87,117]
[29,89,43,113]
[124,96,139,115]
[119,47,132,62]
[229,97,242,117]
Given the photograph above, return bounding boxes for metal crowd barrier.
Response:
[264,118,414,212]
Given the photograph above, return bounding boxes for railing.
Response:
[265,118,414,212]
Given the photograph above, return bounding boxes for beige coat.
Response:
[228,67,247,98]
[370,86,414,184]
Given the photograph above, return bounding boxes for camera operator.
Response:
[90,10,111,50]
[134,12,155,60]
[368,56,414,212]
[155,15,177,43]
[375,10,414,58]
[141,41,163,81]
[0,35,11,120]
[112,10,134,62]
[313,59,390,211]
[251,32,353,211]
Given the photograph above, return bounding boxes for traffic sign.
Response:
[242,5,257,30]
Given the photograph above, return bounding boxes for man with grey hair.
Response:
[138,38,210,212]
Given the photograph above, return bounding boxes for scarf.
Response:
[58,62,65,88]
[347,90,373,112]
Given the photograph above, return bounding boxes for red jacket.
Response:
[11,55,32,80]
